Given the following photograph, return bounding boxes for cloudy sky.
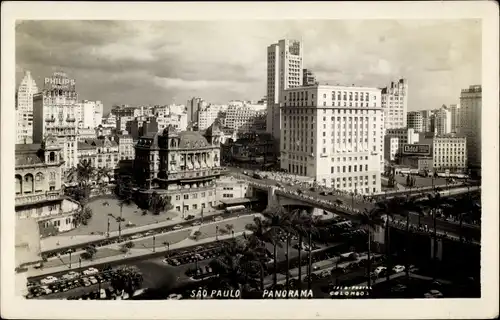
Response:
[16,20,481,114]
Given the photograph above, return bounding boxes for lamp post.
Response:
[69,251,72,269]
[153,235,156,252]
[78,257,82,269]
[216,225,219,241]
[107,215,111,238]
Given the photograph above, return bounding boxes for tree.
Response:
[245,217,273,290]
[301,215,320,291]
[358,207,384,288]
[80,245,97,260]
[73,206,93,227]
[209,239,259,294]
[147,192,173,216]
[290,209,310,291]
[110,266,144,296]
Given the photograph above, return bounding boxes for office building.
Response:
[449,104,461,133]
[198,104,225,131]
[302,69,317,86]
[133,122,223,216]
[114,133,135,161]
[266,39,303,141]
[32,71,79,171]
[127,116,159,141]
[381,79,408,130]
[459,85,482,174]
[224,104,260,134]
[187,97,207,130]
[15,135,80,235]
[407,111,423,133]
[16,71,39,144]
[434,105,452,135]
[281,84,383,194]
[76,100,103,129]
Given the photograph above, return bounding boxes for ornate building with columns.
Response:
[133,122,224,216]
[15,135,80,236]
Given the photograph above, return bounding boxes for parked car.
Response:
[62,271,80,280]
[192,221,202,226]
[167,293,182,300]
[40,286,52,295]
[373,266,387,276]
[173,225,183,230]
[185,215,195,220]
[83,267,99,276]
[392,265,405,273]
[89,276,98,285]
[214,216,223,222]
[40,276,58,285]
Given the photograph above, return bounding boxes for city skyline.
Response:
[16,20,481,113]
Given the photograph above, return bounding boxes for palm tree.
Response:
[358,207,384,288]
[110,266,144,297]
[209,239,259,294]
[73,205,93,227]
[261,205,290,289]
[290,209,310,291]
[245,217,273,290]
[426,190,442,281]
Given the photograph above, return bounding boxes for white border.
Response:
[1,1,499,319]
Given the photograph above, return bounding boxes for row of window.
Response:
[331,165,371,173]
[174,191,212,201]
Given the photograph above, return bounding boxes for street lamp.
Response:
[153,235,156,252]
[69,250,72,269]
[216,225,219,241]
[78,257,82,269]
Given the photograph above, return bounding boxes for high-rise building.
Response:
[381,78,408,130]
[434,105,452,136]
[417,133,468,173]
[16,71,39,144]
[281,84,383,194]
[302,69,317,86]
[186,97,207,130]
[198,104,225,131]
[266,39,303,142]
[32,71,79,171]
[407,111,423,132]
[76,100,103,129]
[449,104,461,133]
[459,85,482,173]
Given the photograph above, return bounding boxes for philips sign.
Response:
[402,144,430,155]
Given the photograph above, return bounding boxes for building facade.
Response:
[381,79,408,130]
[32,71,79,171]
[407,111,423,133]
[114,133,135,160]
[434,105,452,136]
[16,71,39,144]
[77,126,97,142]
[198,104,225,131]
[302,69,317,86]
[76,100,103,129]
[267,39,303,141]
[280,84,383,194]
[449,104,461,133]
[77,142,97,166]
[15,136,80,235]
[84,137,120,170]
[384,127,420,162]
[133,123,224,216]
[459,85,481,174]
[215,176,250,204]
[186,97,207,130]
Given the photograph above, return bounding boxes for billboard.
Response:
[402,144,430,155]
[44,72,76,91]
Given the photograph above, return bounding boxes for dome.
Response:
[177,131,209,149]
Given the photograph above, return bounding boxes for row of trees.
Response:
[209,187,480,294]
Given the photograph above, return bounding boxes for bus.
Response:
[224,205,246,214]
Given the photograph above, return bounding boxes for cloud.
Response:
[16,20,481,113]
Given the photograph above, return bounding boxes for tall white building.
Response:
[32,71,79,171]
[459,85,482,172]
[16,71,39,144]
[198,104,225,131]
[381,79,408,130]
[448,104,461,133]
[76,100,103,129]
[266,39,303,141]
[224,104,260,134]
[281,84,383,194]
[434,105,452,136]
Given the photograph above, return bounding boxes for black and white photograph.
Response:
[1,2,498,319]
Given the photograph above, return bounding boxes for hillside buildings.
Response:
[280,84,384,194]
[16,71,39,144]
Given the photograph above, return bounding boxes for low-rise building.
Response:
[215,176,250,203]
[384,128,420,161]
[15,136,80,236]
[77,142,97,166]
[84,136,120,170]
[114,133,135,160]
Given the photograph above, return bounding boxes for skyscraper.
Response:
[449,104,461,133]
[266,39,303,142]
[302,69,317,86]
[434,105,452,136]
[407,111,423,132]
[16,71,39,144]
[459,85,482,174]
[381,78,408,130]
[186,97,207,130]
[32,71,79,171]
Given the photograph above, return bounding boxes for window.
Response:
[184,194,189,200]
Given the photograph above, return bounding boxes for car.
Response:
[173,225,183,230]
[320,191,328,196]
[429,289,444,298]
[83,267,99,276]
[82,279,92,287]
[373,266,387,275]
[167,293,182,300]
[392,265,405,273]
[40,276,58,285]
[320,270,330,278]
[205,265,213,273]
[214,216,223,222]
[89,277,98,285]
[192,221,202,226]
[40,286,52,295]
[62,271,80,280]
[185,215,195,220]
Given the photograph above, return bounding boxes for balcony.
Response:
[15,190,63,207]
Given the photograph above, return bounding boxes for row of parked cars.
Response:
[186,265,214,278]
[165,245,225,267]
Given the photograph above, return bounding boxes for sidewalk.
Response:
[28,229,251,278]
[41,209,226,252]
